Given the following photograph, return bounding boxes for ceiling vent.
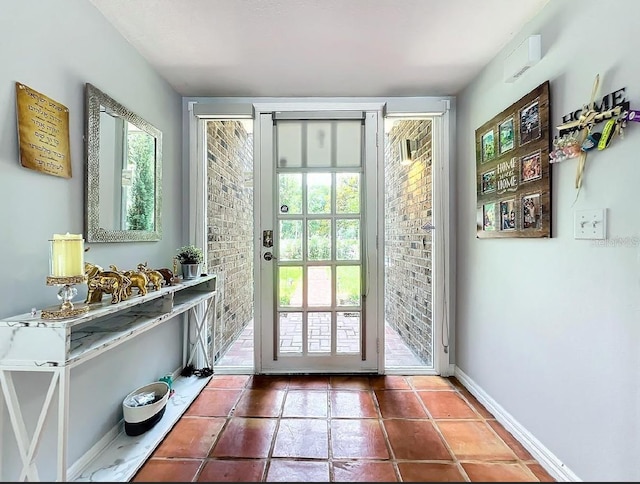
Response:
[503,35,541,83]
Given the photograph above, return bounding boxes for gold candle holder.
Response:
[42,275,89,320]
[41,234,90,320]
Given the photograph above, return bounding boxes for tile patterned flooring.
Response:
[132,375,555,482]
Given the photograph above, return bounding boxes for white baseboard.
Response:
[453,366,581,482]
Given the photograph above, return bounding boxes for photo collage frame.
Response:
[475,81,551,238]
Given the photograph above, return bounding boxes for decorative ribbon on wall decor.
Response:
[552,74,634,201]
[575,74,599,193]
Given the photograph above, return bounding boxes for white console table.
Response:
[0,274,217,482]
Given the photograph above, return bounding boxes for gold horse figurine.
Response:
[109,265,149,297]
[136,262,164,291]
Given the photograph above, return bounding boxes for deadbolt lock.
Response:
[263,230,273,248]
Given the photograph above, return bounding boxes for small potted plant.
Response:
[175,245,204,280]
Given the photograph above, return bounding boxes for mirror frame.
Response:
[84,83,162,242]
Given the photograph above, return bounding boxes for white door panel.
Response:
[257,109,381,374]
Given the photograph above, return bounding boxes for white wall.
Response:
[0,0,184,479]
[456,0,640,481]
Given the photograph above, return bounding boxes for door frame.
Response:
[186,97,454,376]
[253,102,385,374]
[432,110,453,376]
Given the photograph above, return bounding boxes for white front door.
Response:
[256,108,382,374]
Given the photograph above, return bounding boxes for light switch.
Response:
[574,209,607,239]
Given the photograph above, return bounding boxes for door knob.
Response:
[263,252,275,261]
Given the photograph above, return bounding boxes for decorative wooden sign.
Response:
[475,80,551,238]
[559,86,627,135]
[16,82,72,178]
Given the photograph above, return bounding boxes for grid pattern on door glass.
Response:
[275,119,363,356]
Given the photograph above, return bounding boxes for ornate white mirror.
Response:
[84,83,162,242]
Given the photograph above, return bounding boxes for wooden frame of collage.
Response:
[475,80,551,238]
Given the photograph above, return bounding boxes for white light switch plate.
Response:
[574,209,607,239]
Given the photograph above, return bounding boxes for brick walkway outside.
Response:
[216,318,425,368]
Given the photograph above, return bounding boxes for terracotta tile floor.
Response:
[133,375,555,482]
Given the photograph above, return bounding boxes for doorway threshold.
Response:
[214,319,434,374]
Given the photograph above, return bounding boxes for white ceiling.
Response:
[89,0,550,98]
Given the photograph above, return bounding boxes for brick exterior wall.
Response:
[384,119,433,366]
[206,121,254,362]
[204,119,432,366]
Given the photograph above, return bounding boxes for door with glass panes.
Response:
[258,111,380,373]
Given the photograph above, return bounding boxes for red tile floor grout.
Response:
[132,374,556,482]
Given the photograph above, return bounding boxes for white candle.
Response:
[51,233,84,277]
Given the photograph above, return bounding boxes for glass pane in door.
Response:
[336,121,362,167]
[206,119,254,370]
[307,122,332,167]
[336,173,360,213]
[279,312,302,354]
[383,117,434,369]
[270,116,369,371]
[279,220,303,261]
[307,266,332,307]
[308,312,331,353]
[277,122,302,168]
[279,173,302,214]
[337,312,360,353]
[307,173,331,214]
[336,219,360,260]
[336,265,360,306]
[279,266,302,307]
[307,219,331,261]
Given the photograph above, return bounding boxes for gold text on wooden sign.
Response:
[16,82,72,178]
